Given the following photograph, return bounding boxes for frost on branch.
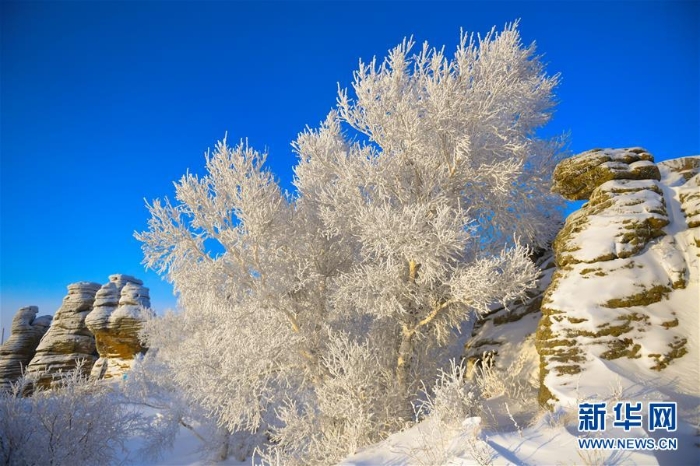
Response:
[136,22,563,463]
[0,363,147,466]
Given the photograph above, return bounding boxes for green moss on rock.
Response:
[661,318,679,329]
[552,148,660,201]
[604,285,671,308]
[649,337,688,370]
[601,339,641,360]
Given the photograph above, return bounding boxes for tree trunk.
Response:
[397,331,413,389]
[395,259,421,420]
[396,327,417,422]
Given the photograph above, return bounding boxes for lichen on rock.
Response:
[536,149,696,408]
[551,147,660,201]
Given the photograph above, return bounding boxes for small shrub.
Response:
[0,363,143,466]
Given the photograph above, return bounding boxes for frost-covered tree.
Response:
[0,364,146,466]
[123,348,243,462]
[136,23,563,463]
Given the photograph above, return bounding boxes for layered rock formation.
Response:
[25,282,102,387]
[86,274,153,380]
[535,149,699,407]
[551,147,660,200]
[661,156,700,252]
[462,149,698,465]
[464,249,555,379]
[11,275,154,388]
[0,306,53,391]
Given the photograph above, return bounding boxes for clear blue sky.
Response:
[1,1,698,333]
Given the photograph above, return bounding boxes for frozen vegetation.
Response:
[1,23,698,466]
[341,153,700,466]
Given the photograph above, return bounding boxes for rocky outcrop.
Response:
[553,179,669,266]
[0,307,52,391]
[25,282,101,388]
[86,274,153,380]
[464,249,555,376]
[12,275,154,389]
[536,149,699,407]
[661,157,700,254]
[551,147,660,200]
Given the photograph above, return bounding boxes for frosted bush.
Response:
[0,365,143,466]
[416,359,479,426]
[474,351,533,401]
[261,333,403,465]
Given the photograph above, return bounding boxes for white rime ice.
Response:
[135,23,564,464]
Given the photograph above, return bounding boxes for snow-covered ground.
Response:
[115,157,699,465]
[341,413,661,465]
[122,422,246,466]
[341,156,699,466]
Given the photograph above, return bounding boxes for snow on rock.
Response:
[554,178,670,265]
[464,248,555,387]
[21,275,154,388]
[551,147,660,201]
[533,150,699,463]
[86,274,154,380]
[341,153,699,466]
[680,176,700,229]
[25,282,102,388]
[0,306,52,391]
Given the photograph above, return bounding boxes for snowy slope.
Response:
[115,154,699,465]
[539,154,699,444]
[342,153,699,465]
